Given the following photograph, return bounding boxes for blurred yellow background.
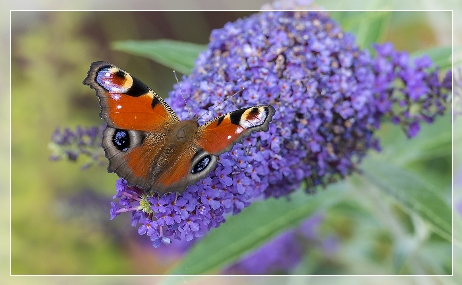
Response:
[11,11,256,275]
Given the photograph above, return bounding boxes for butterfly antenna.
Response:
[173,70,193,119]
[217,87,245,109]
[197,87,245,122]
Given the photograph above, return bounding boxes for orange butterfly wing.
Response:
[197,106,275,155]
[83,61,179,131]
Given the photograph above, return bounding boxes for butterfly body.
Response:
[84,61,275,194]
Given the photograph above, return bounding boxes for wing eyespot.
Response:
[112,129,130,152]
[191,155,212,174]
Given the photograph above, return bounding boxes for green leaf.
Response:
[165,183,348,276]
[112,39,207,74]
[330,11,391,49]
[361,158,452,242]
[411,46,455,70]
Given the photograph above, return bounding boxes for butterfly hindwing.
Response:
[197,106,276,155]
[102,127,155,190]
[83,61,179,131]
[154,145,217,194]
[102,121,216,194]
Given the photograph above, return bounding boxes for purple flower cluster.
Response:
[109,10,451,247]
[372,43,451,137]
[49,124,106,169]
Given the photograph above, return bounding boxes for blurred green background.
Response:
[11,11,254,275]
[7,4,461,285]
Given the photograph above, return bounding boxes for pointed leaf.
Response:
[112,39,206,74]
[330,11,391,49]
[362,158,451,241]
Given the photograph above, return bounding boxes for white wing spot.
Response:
[111,94,121,100]
[241,111,266,128]
[235,127,244,134]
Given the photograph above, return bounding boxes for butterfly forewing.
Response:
[84,61,179,131]
[197,106,275,155]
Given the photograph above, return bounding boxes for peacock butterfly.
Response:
[83,61,275,194]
